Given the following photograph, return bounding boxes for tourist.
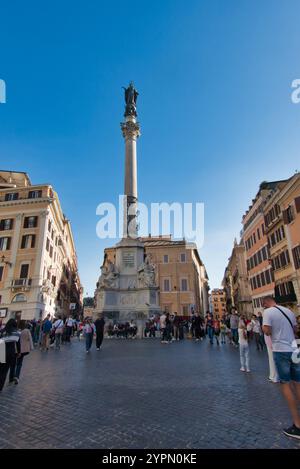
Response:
[178,316,185,340]
[144,321,151,338]
[65,316,74,343]
[33,320,41,346]
[41,314,52,351]
[213,315,221,346]
[0,319,20,391]
[52,316,64,350]
[220,319,227,344]
[194,313,203,342]
[13,321,34,384]
[264,331,279,383]
[230,308,239,347]
[76,320,83,340]
[190,312,196,338]
[206,314,214,345]
[238,317,250,372]
[160,311,167,343]
[94,314,105,350]
[129,320,137,338]
[107,322,114,338]
[113,323,119,337]
[166,313,173,343]
[246,318,253,341]
[262,296,300,440]
[251,315,264,351]
[173,312,180,341]
[83,318,95,353]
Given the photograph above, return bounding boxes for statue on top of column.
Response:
[123,81,139,117]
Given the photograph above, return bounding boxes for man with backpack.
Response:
[52,316,64,350]
[262,296,300,440]
[41,314,52,351]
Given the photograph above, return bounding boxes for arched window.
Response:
[12,293,27,303]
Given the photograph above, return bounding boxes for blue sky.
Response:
[1,0,300,295]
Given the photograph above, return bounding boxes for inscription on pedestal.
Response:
[120,294,138,306]
[123,251,135,268]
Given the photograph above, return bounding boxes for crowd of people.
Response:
[1,299,300,440]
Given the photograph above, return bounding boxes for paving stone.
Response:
[0,337,300,448]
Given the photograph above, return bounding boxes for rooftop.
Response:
[0,170,31,189]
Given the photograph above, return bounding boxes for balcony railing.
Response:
[275,292,297,304]
[11,278,32,289]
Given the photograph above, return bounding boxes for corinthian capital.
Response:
[121,121,141,140]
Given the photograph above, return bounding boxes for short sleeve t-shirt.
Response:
[263,306,297,352]
[238,328,248,345]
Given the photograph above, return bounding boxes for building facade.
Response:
[222,239,252,317]
[95,235,209,318]
[210,288,227,317]
[242,180,287,315]
[0,170,82,322]
[264,173,300,313]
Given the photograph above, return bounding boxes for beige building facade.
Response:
[0,171,82,322]
[210,288,226,317]
[264,173,300,313]
[242,180,287,315]
[222,239,252,317]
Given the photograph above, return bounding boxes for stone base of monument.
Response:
[94,286,161,338]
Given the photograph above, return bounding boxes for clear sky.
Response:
[1,0,300,296]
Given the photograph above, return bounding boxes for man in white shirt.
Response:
[65,316,74,343]
[160,312,167,343]
[262,296,300,440]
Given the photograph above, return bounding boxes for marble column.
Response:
[121,116,140,239]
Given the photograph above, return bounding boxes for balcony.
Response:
[275,292,297,305]
[11,278,32,291]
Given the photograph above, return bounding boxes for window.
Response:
[163,278,170,291]
[163,255,169,263]
[0,237,11,251]
[181,278,188,291]
[5,193,18,201]
[46,238,50,251]
[256,275,261,288]
[265,269,271,284]
[24,216,38,228]
[48,220,52,232]
[51,229,54,240]
[257,228,260,240]
[180,253,186,262]
[20,264,29,279]
[0,266,3,281]
[182,305,189,315]
[28,190,42,199]
[0,219,13,230]
[51,275,56,287]
[49,246,53,258]
[292,245,300,270]
[21,234,36,249]
[12,293,27,303]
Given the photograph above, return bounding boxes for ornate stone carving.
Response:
[138,254,156,288]
[98,260,119,289]
[120,120,140,140]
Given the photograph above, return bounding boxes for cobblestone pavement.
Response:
[0,336,300,449]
